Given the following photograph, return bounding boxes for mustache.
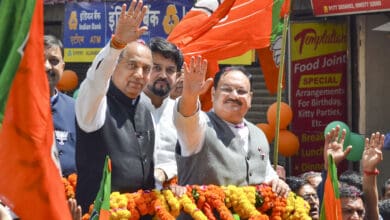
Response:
[225,98,242,105]
[154,78,169,85]
[46,69,56,77]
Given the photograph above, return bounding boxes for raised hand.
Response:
[323,125,352,169]
[182,56,211,97]
[68,198,82,220]
[362,132,384,172]
[114,0,148,44]
[179,55,212,117]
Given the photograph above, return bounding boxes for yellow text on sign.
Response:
[299,73,342,88]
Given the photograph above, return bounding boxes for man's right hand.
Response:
[114,0,148,44]
[323,125,352,169]
[179,56,212,117]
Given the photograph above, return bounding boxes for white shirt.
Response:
[140,93,178,181]
[75,43,122,132]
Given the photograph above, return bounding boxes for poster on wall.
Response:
[63,1,194,62]
[311,0,390,17]
[289,20,349,175]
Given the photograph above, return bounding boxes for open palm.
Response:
[362,132,384,171]
[323,125,352,168]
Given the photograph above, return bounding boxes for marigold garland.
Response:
[64,173,310,220]
[163,189,181,217]
[62,173,77,199]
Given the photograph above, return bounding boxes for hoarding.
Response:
[290,20,349,175]
[311,0,390,16]
[63,1,193,62]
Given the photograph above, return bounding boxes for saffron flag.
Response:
[0,0,72,219]
[90,156,112,220]
[320,155,342,220]
[168,0,290,109]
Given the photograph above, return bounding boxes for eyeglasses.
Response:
[342,208,365,217]
[219,86,249,96]
[152,64,177,76]
[301,193,318,201]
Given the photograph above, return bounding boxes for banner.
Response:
[290,20,349,175]
[63,0,194,62]
[312,0,390,17]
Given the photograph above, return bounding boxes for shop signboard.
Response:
[311,0,390,16]
[63,1,193,62]
[290,20,349,175]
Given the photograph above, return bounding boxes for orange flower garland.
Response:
[153,190,175,220]
[255,184,287,220]
[62,173,77,199]
[162,189,181,217]
[65,174,310,220]
[204,185,233,220]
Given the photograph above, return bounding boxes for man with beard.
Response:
[44,35,77,177]
[170,67,184,100]
[141,37,183,188]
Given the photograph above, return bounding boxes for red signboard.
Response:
[290,20,349,176]
[311,0,390,16]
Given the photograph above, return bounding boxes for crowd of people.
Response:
[1,1,389,219]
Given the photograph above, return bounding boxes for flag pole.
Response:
[273,14,290,170]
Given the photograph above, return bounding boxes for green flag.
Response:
[90,156,112,220]
[320,155,342,220]
[0,0,36,124]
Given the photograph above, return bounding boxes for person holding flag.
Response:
[320,125,384,220]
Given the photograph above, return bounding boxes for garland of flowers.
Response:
[223,185,269,220]
[62,173,77,199]
[255,184,287,220]
[153,190,175,220]
[282,193,311,220]
[110,192,131,219]
[204,185,234,220]
[63,174,310,220]
[162,188,181,217]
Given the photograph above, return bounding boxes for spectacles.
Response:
[301,193,319,201]
[152,64,177,76]
[219,86,249,96]
[342,208,365,217]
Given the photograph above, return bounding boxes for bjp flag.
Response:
[320,155,342,220]
[0,0,72,219]
[90,156,112,220]
[168,0,290,109]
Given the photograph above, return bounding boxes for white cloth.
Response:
[75,42,122,132]
[141,93,178,182]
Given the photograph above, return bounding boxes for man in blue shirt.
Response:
[44,35,77,177]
